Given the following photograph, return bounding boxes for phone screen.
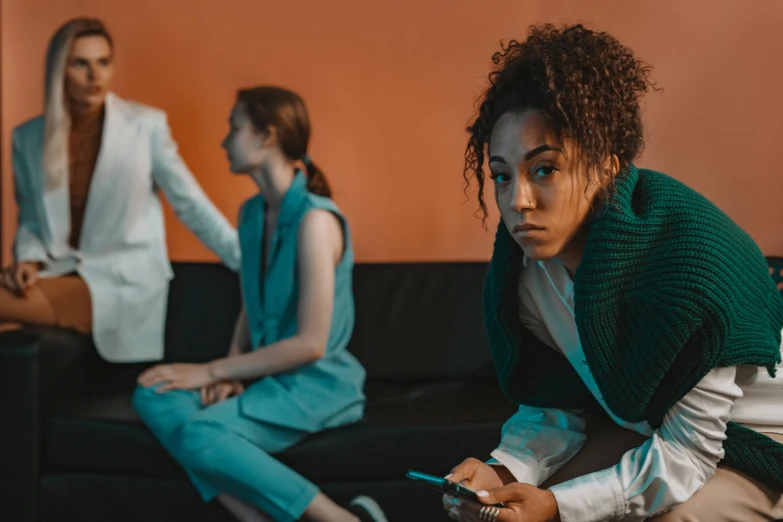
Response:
[405,470,504,507]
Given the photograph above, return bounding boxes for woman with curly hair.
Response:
[443,24,783,522]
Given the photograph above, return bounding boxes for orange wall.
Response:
[3,0,783,264]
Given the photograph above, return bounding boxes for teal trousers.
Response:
[133,384,319,522]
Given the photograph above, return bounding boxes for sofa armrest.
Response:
[0,326,103,522]
[0,330,41,522]
[26,326,102,409]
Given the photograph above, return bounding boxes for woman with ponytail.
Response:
[133,86,387,522]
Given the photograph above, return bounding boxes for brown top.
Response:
[68,105,105,248]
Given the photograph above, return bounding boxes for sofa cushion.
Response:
[44,378,514,482]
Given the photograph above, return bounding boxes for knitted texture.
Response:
[723,422,783,490]
[484,164,783,489]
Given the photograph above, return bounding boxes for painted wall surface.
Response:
[3,0,782,264]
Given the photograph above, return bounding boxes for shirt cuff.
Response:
[489,449,543,486]
[17,257,47,267]
[549,468,626,522]
[16,250,48,264]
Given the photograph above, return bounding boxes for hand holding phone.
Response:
[405,470,504,507]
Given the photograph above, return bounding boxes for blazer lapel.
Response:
[78,93,130,250]
[40,137,70,257]
[40,93,132,254]
[262,172,308,307]
[238,196,265,339]
[268,171,308,270]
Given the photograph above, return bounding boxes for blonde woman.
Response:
[1,18,240,362]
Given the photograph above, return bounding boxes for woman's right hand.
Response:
[200,380,245,406]
[442,458,511,512]
[1,261,40,296]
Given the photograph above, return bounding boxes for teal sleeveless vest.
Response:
[236,171,365,433]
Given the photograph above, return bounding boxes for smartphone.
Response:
[405,470,503,507]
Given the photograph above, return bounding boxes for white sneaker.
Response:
[348,495,388,522]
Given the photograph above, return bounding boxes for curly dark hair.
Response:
[464,23,657,223]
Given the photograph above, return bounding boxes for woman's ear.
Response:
[260,125,278,147]
[594,154,620,189]
[607,154,620,178]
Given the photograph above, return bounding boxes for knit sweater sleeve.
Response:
[550,367,740,522]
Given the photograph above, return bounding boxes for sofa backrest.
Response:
[348,262,491,380]
[165,256,783,380]
[163,263,241,364]
[163,262,492,381]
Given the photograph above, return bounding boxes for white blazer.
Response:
[11,93,240,362]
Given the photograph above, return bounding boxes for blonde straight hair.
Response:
[43,18,112,190]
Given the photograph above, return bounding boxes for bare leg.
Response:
[217,494,272,522]
[0,323,23,333]
[0,285,56,328]
[301,493,360,522]
[0,276,91,334]
[219,491,362,522]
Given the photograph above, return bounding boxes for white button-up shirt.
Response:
[488,257,783,521]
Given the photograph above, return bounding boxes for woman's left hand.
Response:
[445,483,560,522]
[137,363,216,392]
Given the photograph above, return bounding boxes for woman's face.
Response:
[64,35,113,111]
[488,110,606,262]
[222,102,269,174]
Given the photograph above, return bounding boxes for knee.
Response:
[131,383,173,423]
[176,420,225,472]
[131,384,158,414]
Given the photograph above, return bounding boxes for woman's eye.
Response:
[491,172,511,183]
[533,165,557,178]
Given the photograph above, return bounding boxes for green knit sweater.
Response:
[484,164,783,490]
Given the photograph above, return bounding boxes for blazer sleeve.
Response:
[12,129,49,264]
[149,111,240,271]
